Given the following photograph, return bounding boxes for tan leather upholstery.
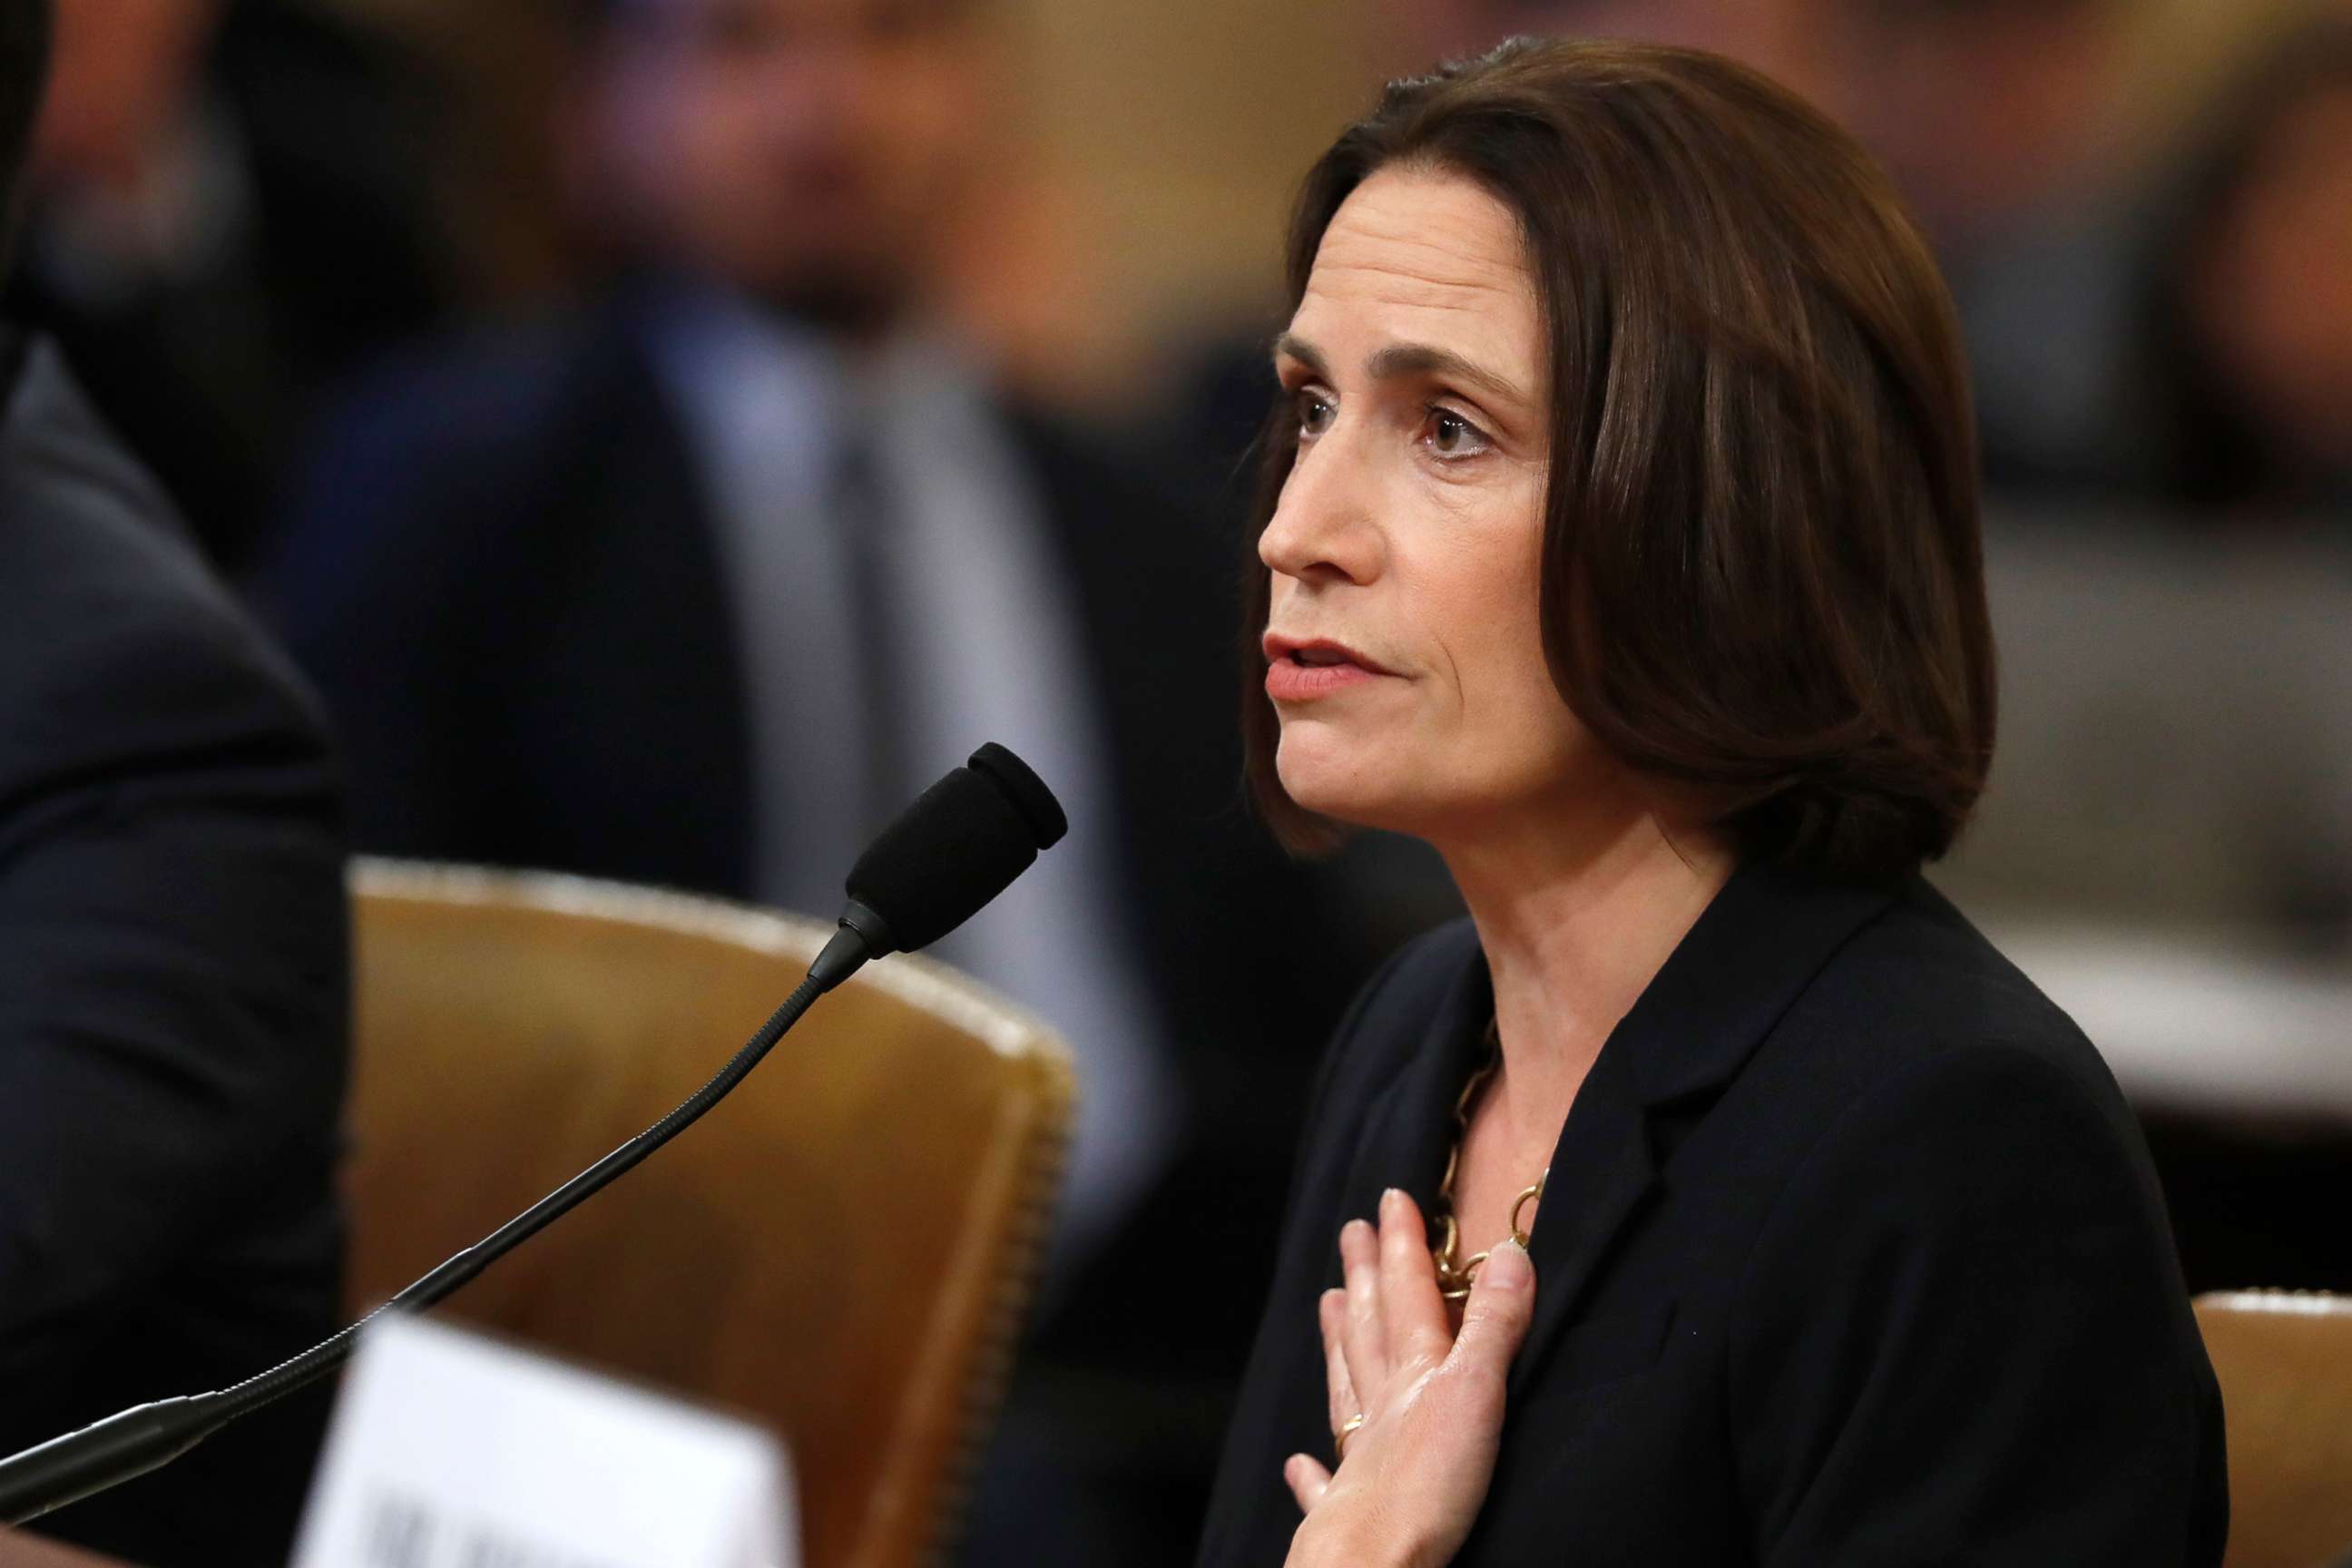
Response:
[344,860,1074,1568]
[0,1526,126,1567]
[2195,1290,2352,1568]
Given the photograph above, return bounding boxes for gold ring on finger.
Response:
[1335,1412,1366,1461]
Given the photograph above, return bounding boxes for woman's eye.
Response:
[1425,407,1493,460]
[1294,389,1337,441]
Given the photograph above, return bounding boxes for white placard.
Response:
[291,1314,796,1568]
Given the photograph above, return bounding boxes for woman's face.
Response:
[1261,165,1595,842]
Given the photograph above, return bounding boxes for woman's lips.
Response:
[1265,658,1383,701]
[1261,636,1396,702]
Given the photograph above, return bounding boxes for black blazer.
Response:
[1198,860,2228,1566]
[0,331,348,1564]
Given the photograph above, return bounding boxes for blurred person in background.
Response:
[1805,0,2161,501]
[3,0,449,578]
[270,0,1185,1286]
[0,1,350,1561]
[262,0,1375,1560]
[2141,13,2352,521]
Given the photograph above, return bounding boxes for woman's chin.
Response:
[1274,735,1417,834]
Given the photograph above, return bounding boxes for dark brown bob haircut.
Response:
[1240,37,1996,885]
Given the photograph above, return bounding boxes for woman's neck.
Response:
[1437,800,1737,1153]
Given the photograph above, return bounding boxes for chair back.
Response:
[2195,1290,2352,1568]
[344,860,1074,1568]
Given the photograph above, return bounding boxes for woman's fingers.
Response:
[1289,1231,1533,1557]
[1283,1453,1332,1514]
[1339,1217,1389,1394]
[1446,1235,1537,1377]
[1376,1187,1452,1369]
[1318,1288,1358,1440]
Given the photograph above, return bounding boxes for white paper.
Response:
[291,1314,796,1568]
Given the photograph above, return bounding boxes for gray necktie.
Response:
[831,435,912,837]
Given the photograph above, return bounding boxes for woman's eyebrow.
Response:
[1270,332,1525,411]
[1363,342,1526,409]
[1270,332,1330,380]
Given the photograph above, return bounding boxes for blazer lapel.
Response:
[1339,932,1494,1259]
[1507,1041,1658,1399]
[1504,860,1900,1396]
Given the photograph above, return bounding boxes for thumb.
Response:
[1449,1237,1536,1371]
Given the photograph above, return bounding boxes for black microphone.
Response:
[0,743,1065,1526]
[812,740,1068,986]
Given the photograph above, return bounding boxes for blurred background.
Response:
[10,0,2345,1562]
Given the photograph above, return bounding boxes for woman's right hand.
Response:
[1279,1188,1537,1568]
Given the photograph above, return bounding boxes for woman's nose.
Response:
[1258,430,1381,585]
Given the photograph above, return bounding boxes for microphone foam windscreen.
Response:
[967,741,1068,849]
[844,744,1066,954]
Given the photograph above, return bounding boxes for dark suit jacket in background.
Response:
[3,0,449,579]
[1200,859,2228,1566]
[0,331,348,1564]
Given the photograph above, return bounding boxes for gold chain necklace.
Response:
[1430,1018,1549,1301]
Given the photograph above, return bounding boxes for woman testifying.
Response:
[1196,38,2227,1568]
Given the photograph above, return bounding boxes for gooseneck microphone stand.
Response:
[0,740,1068,1527]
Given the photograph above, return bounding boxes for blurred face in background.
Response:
[1260,167,1611,847]
[1810,0,2126,245]
[600,0,993,330]
[2190,79,2352,475]
[30,0,223,193]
